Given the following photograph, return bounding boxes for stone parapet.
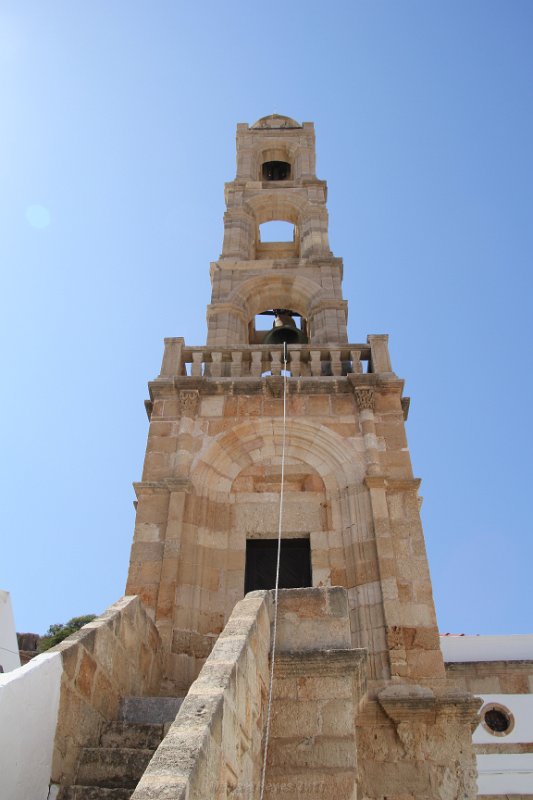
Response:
[131,587,369,800]
[50,595,163,788]
[131,591,272,800]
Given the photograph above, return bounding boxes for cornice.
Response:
[364,477,421,492]
[147,373,406,401]
[377,684,482,725]
[274,648,367,680]
[205,303,248,322]
[133,479,192,497]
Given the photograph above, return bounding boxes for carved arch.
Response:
[191,417,366,497]
[226,272,330,322]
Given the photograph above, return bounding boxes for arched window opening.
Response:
[262,160,291,181]
[259,220,295,243]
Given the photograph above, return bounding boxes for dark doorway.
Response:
[245,538,312,593]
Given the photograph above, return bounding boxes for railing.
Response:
[180,344,371,378]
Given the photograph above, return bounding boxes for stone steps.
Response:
[119,695,183,725]
[99,722,165,750]
[75,747,154,789]
[59,697,183,800]
[60,787,132,800]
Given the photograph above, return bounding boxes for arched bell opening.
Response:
[249,309,308,345]
[256,145,294,182]
[262,160,291,181]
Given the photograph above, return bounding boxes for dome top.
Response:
[251,114,301,130]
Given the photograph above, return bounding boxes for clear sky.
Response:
[1,1,532,637]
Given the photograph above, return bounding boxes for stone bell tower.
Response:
[127,112,442,688]
[125,114,481,798]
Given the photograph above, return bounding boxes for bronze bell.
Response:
[263,309,307,345]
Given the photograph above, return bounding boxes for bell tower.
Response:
[127,114,444,693]
[5,115,484,800]
[208,114,348,349]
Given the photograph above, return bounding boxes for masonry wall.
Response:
[127,358,445,698]
[0,595,163,798]
[50,595,163,788]
[356,686,481,800]
[131,590,272,800]
[131,586,368,800]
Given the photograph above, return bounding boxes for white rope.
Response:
[259,342,288,800]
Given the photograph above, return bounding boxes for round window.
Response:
[481,703,514,737]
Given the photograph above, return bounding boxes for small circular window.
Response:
[481,703,514,737]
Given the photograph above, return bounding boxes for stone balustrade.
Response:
[160,340,374,379]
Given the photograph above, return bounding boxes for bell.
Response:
[264,309,307,345]
[273,309,297,330]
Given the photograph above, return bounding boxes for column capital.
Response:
[179,390,199,417]
[354,387,375,411]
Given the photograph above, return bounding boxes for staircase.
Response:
[59,697,183,800]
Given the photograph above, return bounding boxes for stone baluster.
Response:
[289,348,301,377]
[191,351,203,377]
[210,351,223,378]
[270,350,282,376]
[299,348,311,376]
[231,350,243,377]
[310,350,322,377]
[330,348,342,376]
[250,351,263,377]
[350,350,362,374]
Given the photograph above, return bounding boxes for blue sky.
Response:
[1,1,532,636]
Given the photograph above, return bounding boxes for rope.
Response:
[259,342,288,800]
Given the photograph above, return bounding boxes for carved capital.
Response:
[179,390,199,417]
[354,387,375,411]
[265,376,284,398]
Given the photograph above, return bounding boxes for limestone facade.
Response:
[123,115,482,798]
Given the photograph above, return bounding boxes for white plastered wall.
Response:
[440,632,533,662]
[0,651,63,800]
[475,694,533,796]
[440,635,533,795]
[0,589,21,672]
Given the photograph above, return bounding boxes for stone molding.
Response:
[133,479,191,498]
[205,302,248,323]
[148,373,405,401]
[364,476,422,492]
[274,648,367,680]
[377,683,482,725]
[308,297,348,314]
